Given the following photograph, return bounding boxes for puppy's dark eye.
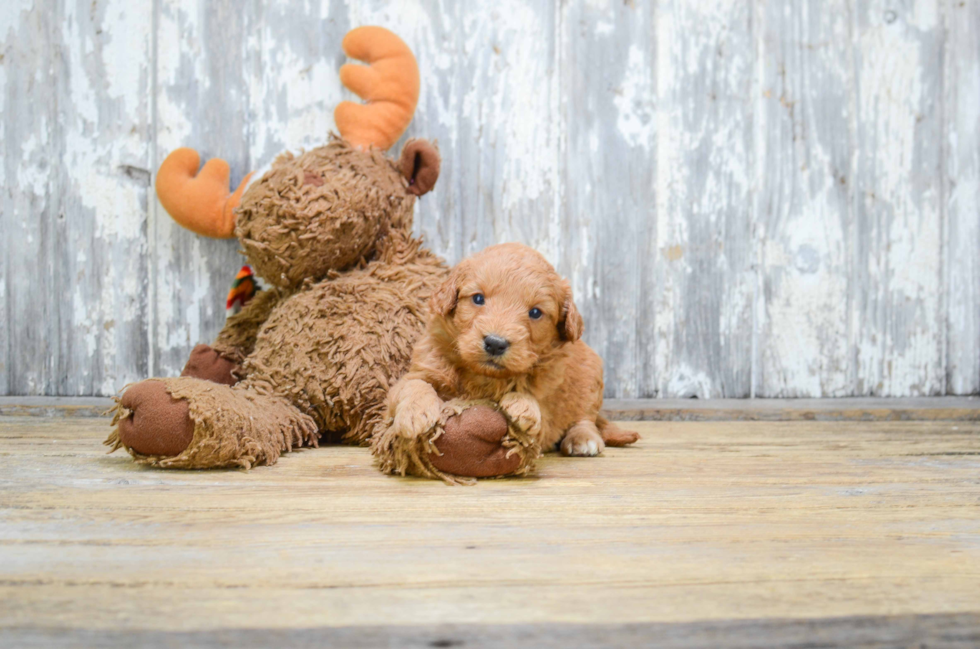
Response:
[472,293,485,306]
[529,307,543,320]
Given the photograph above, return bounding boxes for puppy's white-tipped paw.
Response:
[500,392,542,437]
[560,429,605,457]
[391,398,442,439]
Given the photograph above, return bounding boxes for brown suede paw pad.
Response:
[117,381,195,457]
[180,344,240,386]
[429,405,520,478]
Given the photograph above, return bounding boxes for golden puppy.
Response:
[387,242,639,459]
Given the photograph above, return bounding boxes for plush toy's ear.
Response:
[558,281,583,342]
[399,139,440,196]
[430,263,464,316]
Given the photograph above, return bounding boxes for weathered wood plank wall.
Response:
[1,0,977,398]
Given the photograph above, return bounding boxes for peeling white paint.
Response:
[1,0,975,398]
[614,45,654,149]
[0,1,34,37]
[945,0,980,394]
[664,365,714,399]
[852,0,944,396]
[753,0,855,398]
[100,2,151,120]
[654,0,754,398]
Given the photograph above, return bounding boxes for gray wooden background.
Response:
[2,0,978,399]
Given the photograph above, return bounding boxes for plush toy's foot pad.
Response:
[429,405,521,478]
[108,377,318,470]
[180,344,239,386]
[372,400,539,483]
[117,381,194,457]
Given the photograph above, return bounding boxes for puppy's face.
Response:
[430,243,583,378]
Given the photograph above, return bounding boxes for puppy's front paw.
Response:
[392,395,442,439]
[499,392,542,438]
[560,424,605,457]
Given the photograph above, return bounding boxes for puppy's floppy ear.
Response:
[399,139,440,197]
[430,263,463,316]
[558,280,583,342]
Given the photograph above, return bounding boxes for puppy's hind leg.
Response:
[560,420,605,457]
[597,415,640,447]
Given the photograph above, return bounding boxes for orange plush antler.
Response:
[335,26,420,151]
[155,148,253,239]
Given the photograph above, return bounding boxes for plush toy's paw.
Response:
[429,405,521,478]
[560,422,606,457]
[372,400,540,483]
[391,391,443,439]
[116,381,195,457]
[499,392,542,438]
[180,344,240,386]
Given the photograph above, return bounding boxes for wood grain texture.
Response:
[3,394,979,420]
[1,0,978,398]
[0,416,977,632]
[1,0,152,396]
[754,0,853,397]
[560,0,653,398]
[5,614,980,648]
[654,0,755,398]
[452,0,561,260]
[602,395,980,421]
[944,0,980,395]
[852,0,945,396]
[152,0,257,377]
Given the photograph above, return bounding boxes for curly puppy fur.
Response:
[384,242,639,458]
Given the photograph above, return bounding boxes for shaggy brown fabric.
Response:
[115,380,194,457]
[212,288,285,365]
[110,138,447,469]
[108,377,318,469]
[238,229,447,446]
[109,136,524,477]
[372,399,539,485]
[180,344,240,386]
[235,136,415,289]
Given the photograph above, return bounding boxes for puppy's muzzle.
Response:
[483,335,510,357]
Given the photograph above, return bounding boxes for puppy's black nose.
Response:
[483,335,510,357]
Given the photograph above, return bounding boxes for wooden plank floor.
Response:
[1,416,979,647]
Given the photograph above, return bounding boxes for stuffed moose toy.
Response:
[106,27,539,482]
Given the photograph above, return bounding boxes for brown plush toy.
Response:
[106,27,538,480]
